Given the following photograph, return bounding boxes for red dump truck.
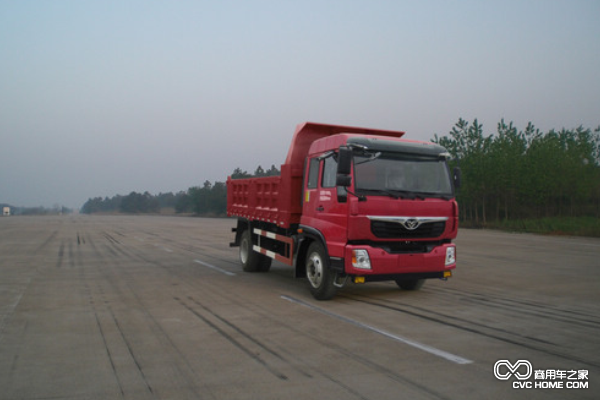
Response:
[227,122,460,300]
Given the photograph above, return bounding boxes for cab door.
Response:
[301,154,349,259]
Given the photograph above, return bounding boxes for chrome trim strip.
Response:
[367,216,448,231]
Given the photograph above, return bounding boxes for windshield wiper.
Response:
[409,191,454,200]
[388,189,423,200]
[351,145,382,165]
[359,189,400,199]
[395,190,454,201]
[360,189,421,199]
[360,188,452,200]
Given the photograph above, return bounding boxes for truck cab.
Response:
[297,134,458,299]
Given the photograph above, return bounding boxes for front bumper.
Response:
[343,242,456,276]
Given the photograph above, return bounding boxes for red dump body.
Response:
[226,122,405,228]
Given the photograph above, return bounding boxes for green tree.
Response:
[488,119,527,220]
[435,118,491,223]
[254,165,266,177]
[120,192,159,214]
[265,164,280,176]
[435,118,600,224]
[209,181,227,214]
[231,167,251,179]
[174,191,192,213]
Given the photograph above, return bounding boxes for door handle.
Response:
[316,206,324,212]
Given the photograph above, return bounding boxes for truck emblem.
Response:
[403,219,421,230]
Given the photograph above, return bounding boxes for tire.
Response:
[305,242,337,300]
[395,278,425,291]
[239,229,272,272]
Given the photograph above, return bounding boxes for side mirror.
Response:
[337,146,352,189]
[453,167,462,189]
[337,147,352,175]
[336,147,353,202]
[336,174,352,187]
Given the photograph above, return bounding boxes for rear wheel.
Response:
[239,229,272,272]
[306,242,337,300]
[395,278,425,291]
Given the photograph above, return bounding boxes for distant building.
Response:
[3,206,10,216]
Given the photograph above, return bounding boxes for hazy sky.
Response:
[1,0,599,209]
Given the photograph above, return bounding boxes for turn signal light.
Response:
[445,246,456,266]
[351,249,371,269]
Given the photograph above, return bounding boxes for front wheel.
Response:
[306,242,337,300]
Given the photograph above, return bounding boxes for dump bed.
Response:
[227,164,301,228]
[226,122,405,228]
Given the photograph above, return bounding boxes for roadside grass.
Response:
[461,217,600,238]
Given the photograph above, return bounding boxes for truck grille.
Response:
[371,220,446,239]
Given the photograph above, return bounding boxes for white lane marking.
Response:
[152,243,173,253]
[193,259,236,276]
[281,295,473,365]
[0,279,30,340]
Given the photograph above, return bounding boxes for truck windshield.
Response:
[353,153,453,198]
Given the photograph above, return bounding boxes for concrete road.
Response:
[0,215,598,399]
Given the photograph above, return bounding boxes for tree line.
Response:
[434,118,600,224]
[82,120,600,226]
[80,165,280,215]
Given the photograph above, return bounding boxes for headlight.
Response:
[352,249,371,269]
[445,246,456,266]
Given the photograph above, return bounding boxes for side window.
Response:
[322,156,338,188]
[307,158,320,189]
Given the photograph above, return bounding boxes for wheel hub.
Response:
[307,253,323,288]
